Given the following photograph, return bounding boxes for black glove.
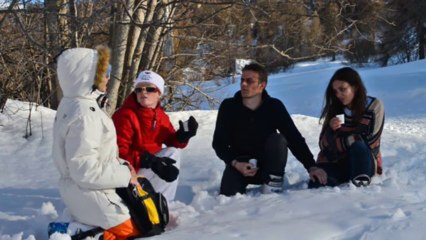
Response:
[140,152,179,182]
[176,116,198,143]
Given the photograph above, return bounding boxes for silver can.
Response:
[248,159,257,168]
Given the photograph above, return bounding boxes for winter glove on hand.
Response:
[176,116,198,143]
[140,152,179,182]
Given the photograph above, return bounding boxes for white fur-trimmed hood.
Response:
[57,46,110,98]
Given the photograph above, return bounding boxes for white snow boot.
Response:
[262,174,283,194]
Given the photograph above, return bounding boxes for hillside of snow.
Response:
[0,59,425,240]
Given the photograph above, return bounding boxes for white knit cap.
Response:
[134,70,164,94]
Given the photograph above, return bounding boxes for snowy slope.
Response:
[0,59,425,240]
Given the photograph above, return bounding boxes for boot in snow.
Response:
[262,174,283,194]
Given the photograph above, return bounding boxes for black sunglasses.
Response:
[134,86,158,93]
[241,77,259,85]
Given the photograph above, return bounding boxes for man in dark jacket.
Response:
[212,62,327,196]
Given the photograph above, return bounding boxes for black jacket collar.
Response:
[233,90,271,103]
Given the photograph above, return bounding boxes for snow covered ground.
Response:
[0,59,425,240]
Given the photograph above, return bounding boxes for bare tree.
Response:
[107,0,135,115]
[378,0,426,65]
[0,0,415,115]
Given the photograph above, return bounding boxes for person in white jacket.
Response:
[52,46,141,239]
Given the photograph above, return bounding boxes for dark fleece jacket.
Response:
[212,90,316,171]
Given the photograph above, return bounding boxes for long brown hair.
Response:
[320,67,367,129]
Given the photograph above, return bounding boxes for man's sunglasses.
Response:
[240,77,259,85]
[134,86,158,93]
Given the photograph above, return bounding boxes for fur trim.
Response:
[94,45,111,87]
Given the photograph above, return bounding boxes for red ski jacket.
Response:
[112,92,187,171]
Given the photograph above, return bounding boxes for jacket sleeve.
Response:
[162,113,188,148]
[212,100,238,165]
[275,100,316,171]
[112,110,136,166]
[335,98,385,153]
[65,115,131,190]
[360,99,385,148]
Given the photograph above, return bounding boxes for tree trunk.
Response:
[58,0,69,48]
[44,0,64,109]
[139,15,164,71]
[69,0,79,48]
[418,21,425,60]
[125,0,158,97]
[107,0,135,115]
[120,0,145,104]
[80,1,94,44]
[145,3,175,71]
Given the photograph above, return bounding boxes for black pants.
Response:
[219,133,288,196]
[308,141,375,188]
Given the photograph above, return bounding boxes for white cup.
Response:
[183,120,189,132]
[336,114,345,124]
[248,159,257,169]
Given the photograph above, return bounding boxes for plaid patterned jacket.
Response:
[317,96,385,175]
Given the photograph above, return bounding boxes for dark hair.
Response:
[242,62,268,84]
[320,67,367,127]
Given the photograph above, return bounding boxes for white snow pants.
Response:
[138,147,181,203]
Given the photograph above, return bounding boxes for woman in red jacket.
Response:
[112,70,198,202]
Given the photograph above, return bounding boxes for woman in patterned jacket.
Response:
[310,67,385,188]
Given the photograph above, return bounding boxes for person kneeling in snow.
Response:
[311,67,385,188]
[112,70,198,203]
[212,62,327,196]
[52,46,142,239]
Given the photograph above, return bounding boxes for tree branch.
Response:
[0,0,20,28]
